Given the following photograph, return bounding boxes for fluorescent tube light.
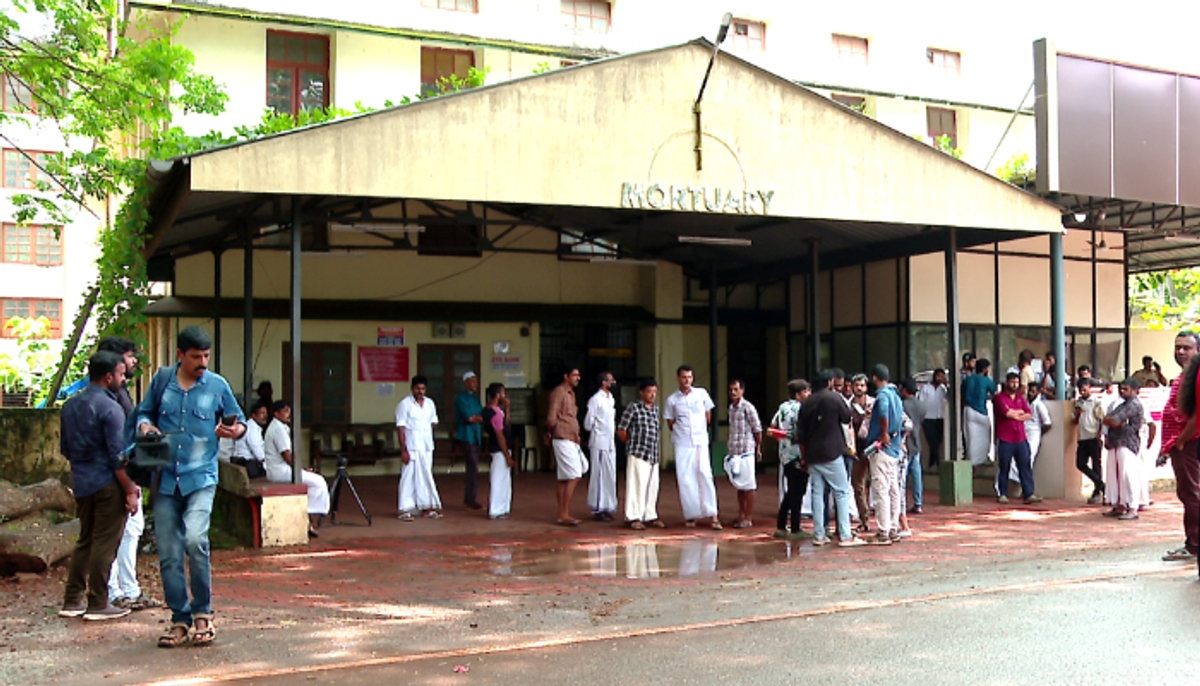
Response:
[330,222,426,233]
[677,235,753,246]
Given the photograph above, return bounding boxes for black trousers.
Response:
[922,418,945,465]
[777,460,809,532]
[64,481,128,610]
[460,441,482,506]
[1076,438,1105,492]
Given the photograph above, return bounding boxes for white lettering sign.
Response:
[620,183,775,215]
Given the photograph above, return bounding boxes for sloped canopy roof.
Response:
[144,40,1064,283]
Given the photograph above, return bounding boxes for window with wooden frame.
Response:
[927,48,960,78]
[417,344,481,439]
[2,149,57,189]
[926,106,958,148]
[1,74,36,114]
[1,223,62,266]
[421,0,477,11]
[266,31,330,115]
[832,34,869,66]
[282,342,352,426]
[561,0,611,31]
[420,47,476,98]
[730,19,765,51]
[1,298,62,338]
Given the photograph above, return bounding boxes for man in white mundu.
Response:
[663,365,722,530]
[584,371,618,521]
[395,375,443,520]
[262,401,330,538]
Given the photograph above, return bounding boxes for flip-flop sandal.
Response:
[630,521,647,530]
[555,519,580,527]
[191,614,216,646]
[648,520,667,528]
[398,513,414,522]
[711,521,724,531]
[425,511,444,519]
[157,623,190,649]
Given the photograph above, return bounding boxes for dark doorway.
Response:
[727,326,768,419]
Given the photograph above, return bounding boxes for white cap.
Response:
[462,371,477,381]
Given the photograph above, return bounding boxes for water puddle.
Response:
[486,537,816,579]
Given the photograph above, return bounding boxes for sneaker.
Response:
[1024,495,1044,504]
[1118,510,1140,521]
[83,604,131,621]
[1102,508,1123,517]
[997,496,1009,504]
[896,529,914,539]
[58,601,86,618]
[908,506,924,515]
[1163,548,1195,562]
[1087,493,1103,505]
[813,536,831,546]
[788,530,815,541]
[838,537,867,548]
[888,531,902,543]
[870,534,893,546]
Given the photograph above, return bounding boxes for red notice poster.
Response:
[358,346,410,382]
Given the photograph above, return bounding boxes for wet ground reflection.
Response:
[487,537,816,578]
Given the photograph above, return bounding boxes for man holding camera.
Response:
[134,327,245,648]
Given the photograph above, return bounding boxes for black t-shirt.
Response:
[481,406,511,454]
[797,389,852,464]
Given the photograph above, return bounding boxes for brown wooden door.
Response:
[416,344,481,438]
[282,342,352,426]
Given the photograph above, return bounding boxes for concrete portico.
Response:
[140,40,1065,502]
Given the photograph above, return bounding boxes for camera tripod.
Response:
[327,454,372,526]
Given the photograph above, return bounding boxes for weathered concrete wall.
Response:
[0,409,69,486]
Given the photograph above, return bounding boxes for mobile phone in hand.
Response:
[221,414,236,427]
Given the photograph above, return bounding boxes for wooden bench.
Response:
[214,461,309,548]
[310,424,401,474]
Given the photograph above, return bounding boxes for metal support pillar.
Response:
[212,248,222,374]
[242,223,254,408]
[709,262,720,445]
[940,229,972,504]
[1051,232,1066,399]
[290,197,303,485]
[809,240,821,376]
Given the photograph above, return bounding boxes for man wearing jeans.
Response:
[135,327,245,648]
[994,372,1043,505]
[798,371,863,548]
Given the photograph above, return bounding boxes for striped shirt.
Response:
[727,399,762,455]
[1162,377,1188,452]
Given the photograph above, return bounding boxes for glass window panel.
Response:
[306,38,327,66]
[460,0,476,10]
[423,363,445,377]
[299,71,325,110]
[832,330,865,375]
[267,68,294,113]
[423,349,445,363]
[322,408,345,423]
[267,33,286,61]
[452,350,475,363]
[285,35,306,62]
[426,378,445,393]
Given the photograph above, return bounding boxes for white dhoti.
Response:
[1107,445,1142,510]
[587,544,617,577]
[587,447,618,514]
[893,452,909,533]
[964,407,992,467]
[724,452,758,491]
[1011,429,1042,482]
[108,498,144,601]
[267,464,330,515]
[869,452,901,536]
[678,539,719,576]
[553,439,588,480]
[801,459,860,519]
[397,449,442,513]
[674,444,719,521]
[625,456,660,523]
[625,542,661,579]
[489,451,512,518]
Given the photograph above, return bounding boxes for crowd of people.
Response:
[52,322,1200,649]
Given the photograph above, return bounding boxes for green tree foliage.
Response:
[994,151,1034,185]
[1129,269,1200,330]
[0,317,55,404]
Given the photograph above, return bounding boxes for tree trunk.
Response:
[0,519,80,575]
[0,479,75,522]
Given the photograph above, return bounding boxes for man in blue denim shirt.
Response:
[59,352,141,621]
[134,326,245,648]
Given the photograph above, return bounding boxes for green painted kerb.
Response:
[938,459,974,507]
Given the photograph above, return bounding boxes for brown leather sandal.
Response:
[157,623,190,649]
[191,614,216,646]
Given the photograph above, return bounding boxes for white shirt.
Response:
[583,389,616,450]
[1076,396,1106,440]
[395,395,439,452]
[917,383,946,420]
[1024,396,1051,439]
[218,420,264,462]
[663,387,715,448]
[263,418,292,481]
